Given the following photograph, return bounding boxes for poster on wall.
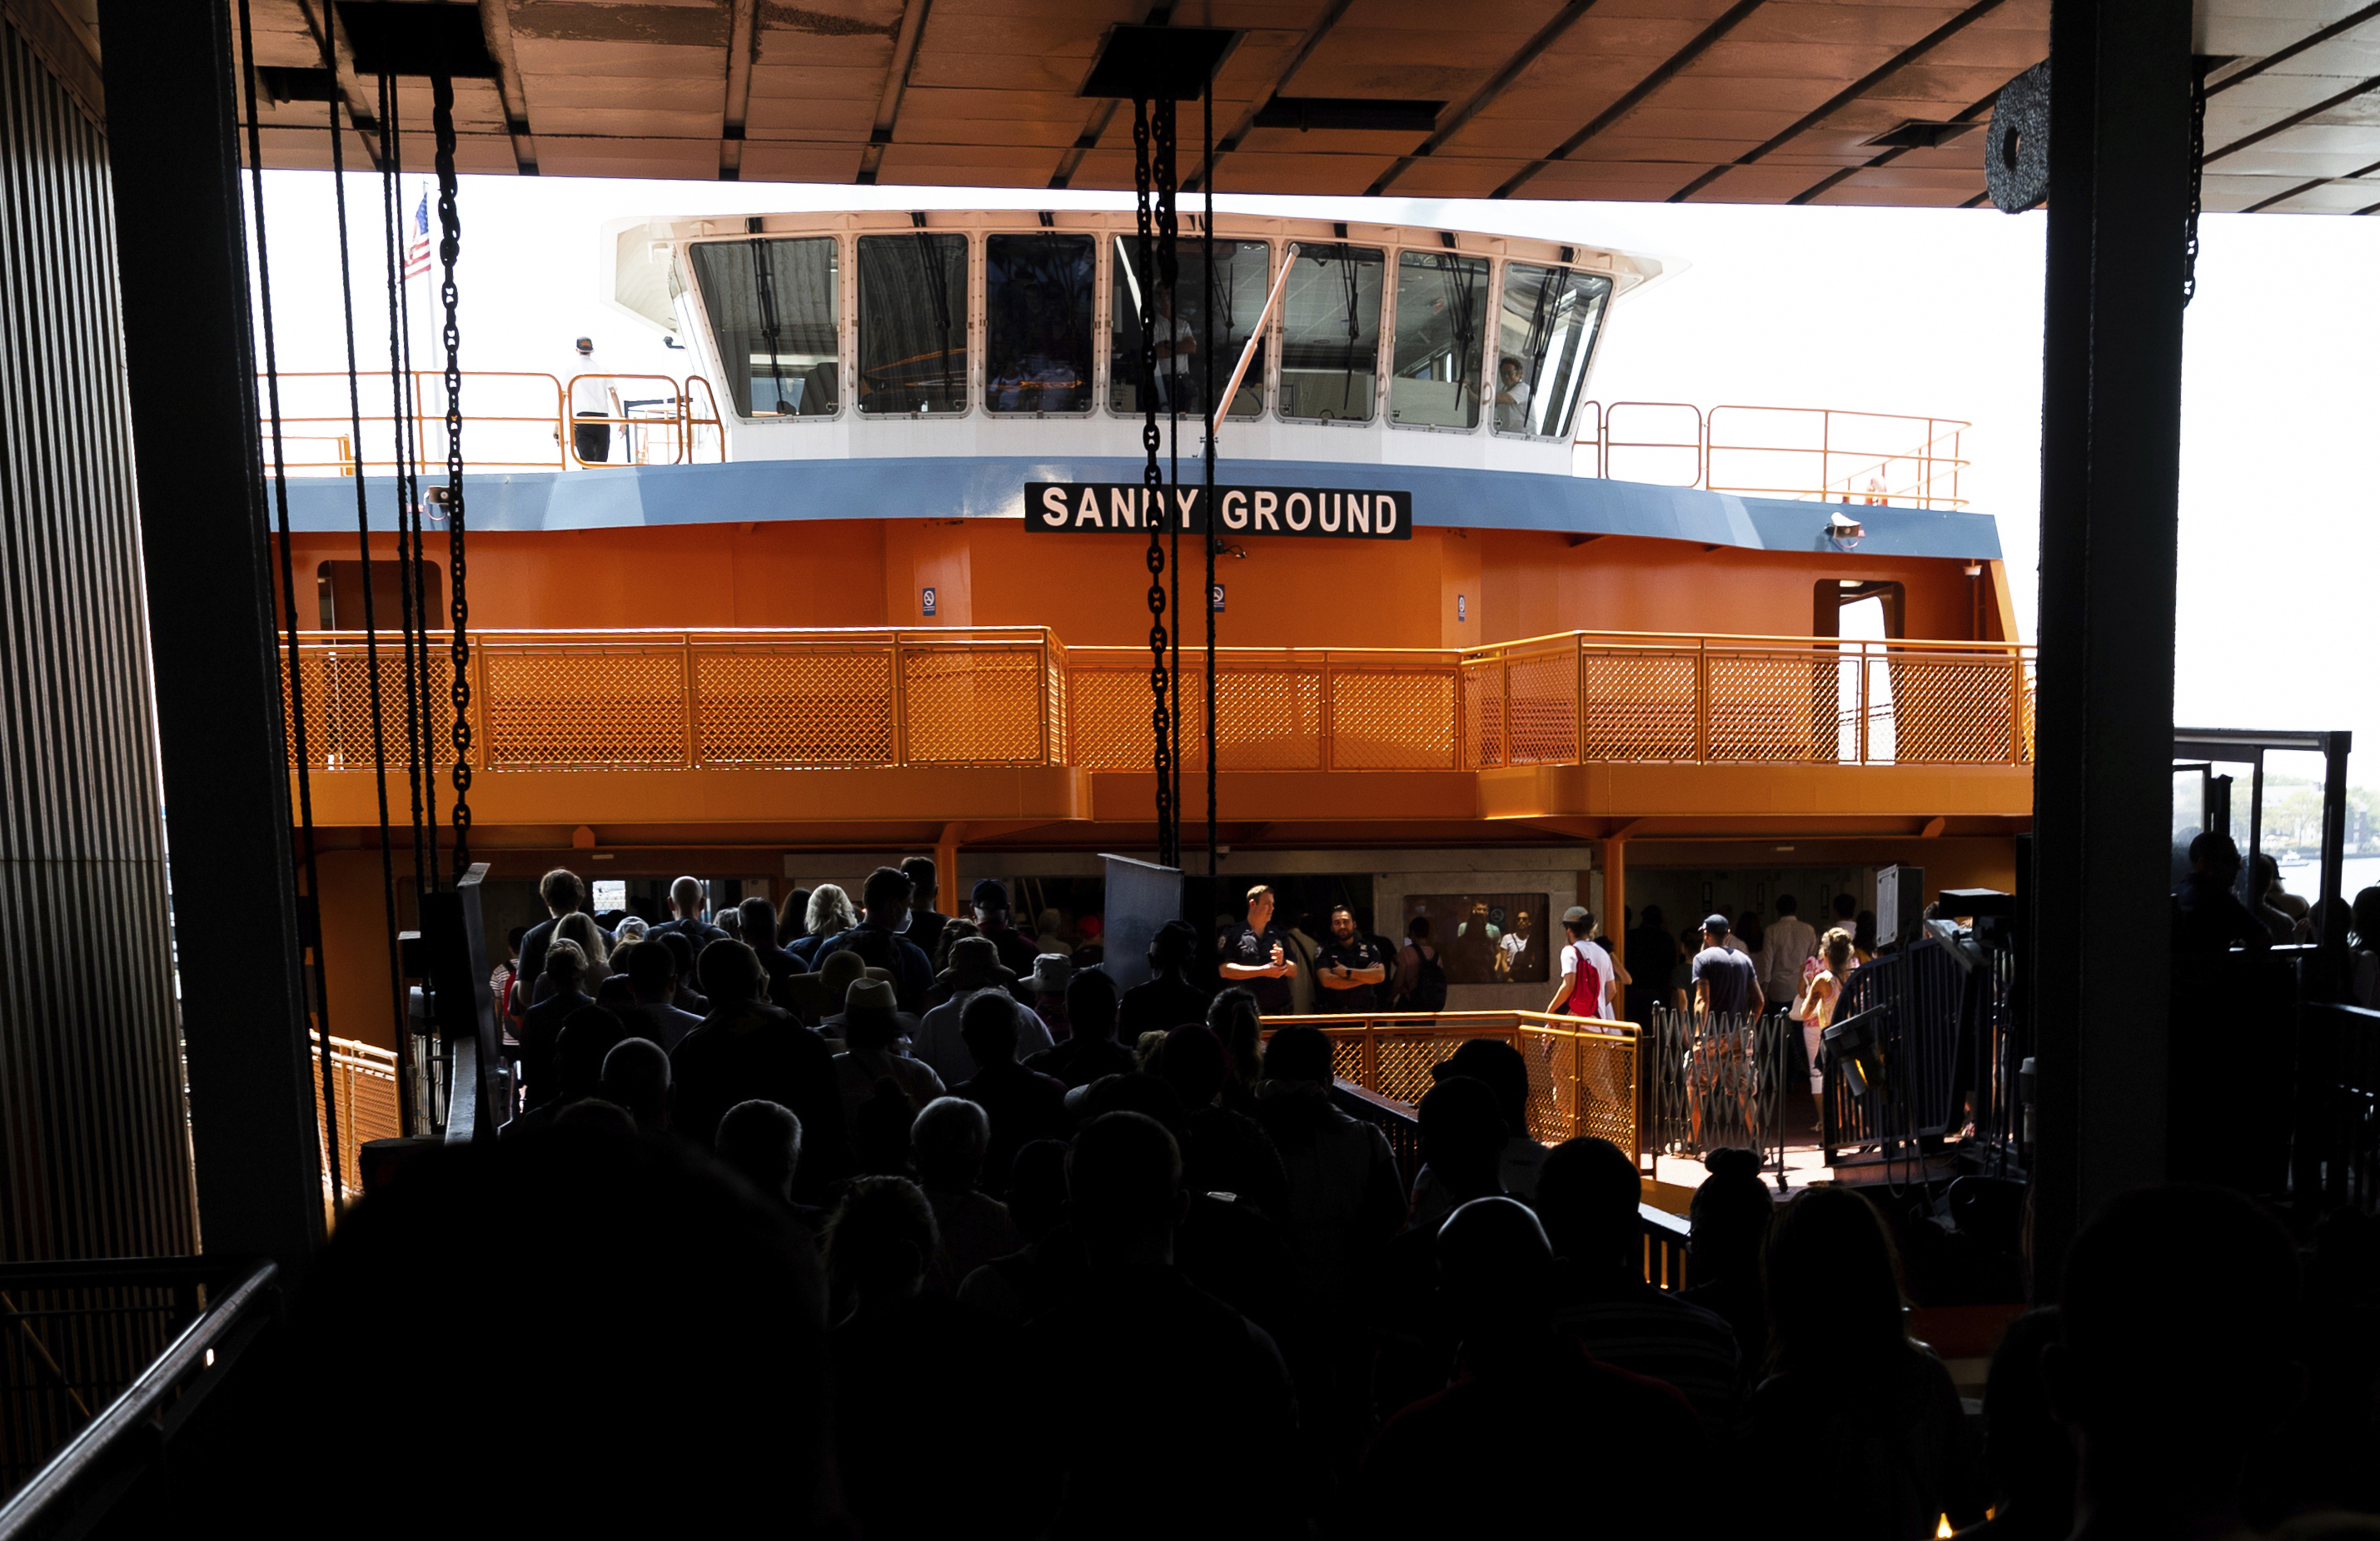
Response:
[1402,893,1550,985]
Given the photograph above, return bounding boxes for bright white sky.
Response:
[248,171,2380,785]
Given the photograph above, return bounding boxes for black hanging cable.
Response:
[239,0,342,1206]
[317,25,411,1127]
[1203,82,1218,882]
[749,224,790,415]
[1158,96,1181,857]
[431,74,474,877]
[2183,56,2209,307]
[392,132,439,880]
[376,69,423,1132]
[1133,97,1177,869]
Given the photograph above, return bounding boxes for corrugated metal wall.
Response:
[0,9,197,1265]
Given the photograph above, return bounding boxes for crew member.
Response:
[1218,884,1298,1015]
[1313,904,1387,1014]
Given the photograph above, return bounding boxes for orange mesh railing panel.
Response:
[281,629,2029,776]
[1269,1011,1639,1155]
[694,646,895,767]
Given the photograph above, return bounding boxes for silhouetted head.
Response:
[1205,989,1262,1089]
[597,1036,671,1133]
[670,875,705,920]
[901,856,937,906]
[1418,1075,1506,1200]
[1005,1139,1069,1242]
[1775,894,1799,917]
[776,887,811,938]
[656,929,696,983]
[1076,1071,1188,1139]
[626,935,676,1003]
[544,938,587,993]
[699,939,763,1006]
[1832,893,1858,922]
[738,895,779,952]
[1156,1022,1231,1108]
[1640,905,1665,930]
[2353,886,2380,948]
[1765,1185,1908,1375]
[2188,831,2243,883]
[944,934,1005,991]
[1262,1023,1333,1086]
[553,1007,629,1103]
[1701,913,1731,946]
[959,992,1020,1066]
[805,883,857,939]
[1438,1196,1556,1343]
[715,1099,802,1203]
[913,1095,990,1191]
[1433,1038,1531,1142]
[826,1176,937,1308]
[1687,1146,1775,1282]
[1408,915,1432,941]
[1068,1111,1185,1261]
[1148,917,1198,973]
[1534,1136,1641,1274]
[860,865,913,923]
[540,867,585,917]
[1066,967,1119,1043]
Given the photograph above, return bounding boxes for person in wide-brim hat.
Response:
[936,933,1018,988]
[839,976,921,1048]
[784,947,892,1022]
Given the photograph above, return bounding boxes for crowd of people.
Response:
[277,862,2379,1539]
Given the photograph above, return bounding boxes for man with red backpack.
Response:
[1547,906,1619,1021]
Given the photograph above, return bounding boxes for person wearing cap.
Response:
[1548,906,1620,1020]
[1313,904,1387,1014]
[1690,914,1760,1017]
[829,976,944,1133]
[784,949,892,1046]
[1027,953,1075,1042]
[1218,884,1299,1016]
[901,856,950,962]
[815,867,934,1013]
[969,878,1043,979]
[914,935,1053,1085]
[567,336,617,464]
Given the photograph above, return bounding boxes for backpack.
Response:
[1405,942,1448,1012]
[1565,940,1603,1017]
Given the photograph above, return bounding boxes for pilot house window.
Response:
[1279,243,1383,423]
[1391,251,1487,430]
[1107,237,1267,420]
[858,232,968,415]
[1492,263,1611,439]
[691,236,839,419]
[983,232,1094,414]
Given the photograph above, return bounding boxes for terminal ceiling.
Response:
[157,0,2380,215]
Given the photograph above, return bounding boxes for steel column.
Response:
[98,0,326,1276]
[2027,0,2193,1295]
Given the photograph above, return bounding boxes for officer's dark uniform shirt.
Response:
[1312,934,1384,1013]
[1222,921,1295,1015]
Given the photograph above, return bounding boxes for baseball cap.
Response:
[1703,912,1731,933]
[1561,905,1590,925]
[972,878,1009,907]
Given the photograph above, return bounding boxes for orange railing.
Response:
[281,626,2032,774]
[311,1031,400,1210]
[1461,630,2034,768]
[1267,1010,1641,1154]
[259,371,729,476]
[1579,401,1969,510]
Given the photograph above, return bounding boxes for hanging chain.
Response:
[431,73,473,878]
[1134,97,1176,867]
[1157,95,1182,867]
[2183,57,2208,307]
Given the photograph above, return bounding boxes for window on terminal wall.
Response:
[690,236,840,419]
[316,559,444,631]
[983,232,1094,414]
[857,232,968,415]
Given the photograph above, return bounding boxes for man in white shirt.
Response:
[1495,355,1534,431]
[1758,894,1819,1014]
[912,935,1051,1085]
[1547,905,1620,1019]
[567,336,617,464]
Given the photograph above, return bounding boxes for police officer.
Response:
[1218,883,1298,1015]
[1313,904,1387,1014]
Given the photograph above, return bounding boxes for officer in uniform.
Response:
[1218,883,1298,1015]
[1313,904,1387,1014]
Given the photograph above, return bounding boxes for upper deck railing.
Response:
[279,627,2034,773]
[257,371,1965,507]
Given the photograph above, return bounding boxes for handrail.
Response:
[279,624,2034,775]
[1581,400,1970,510]
[0,1259,278,1539]
[257,370,727,475]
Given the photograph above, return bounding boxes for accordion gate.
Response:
[281,627,2032,776]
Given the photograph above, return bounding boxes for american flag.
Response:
[401,188,431,280]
